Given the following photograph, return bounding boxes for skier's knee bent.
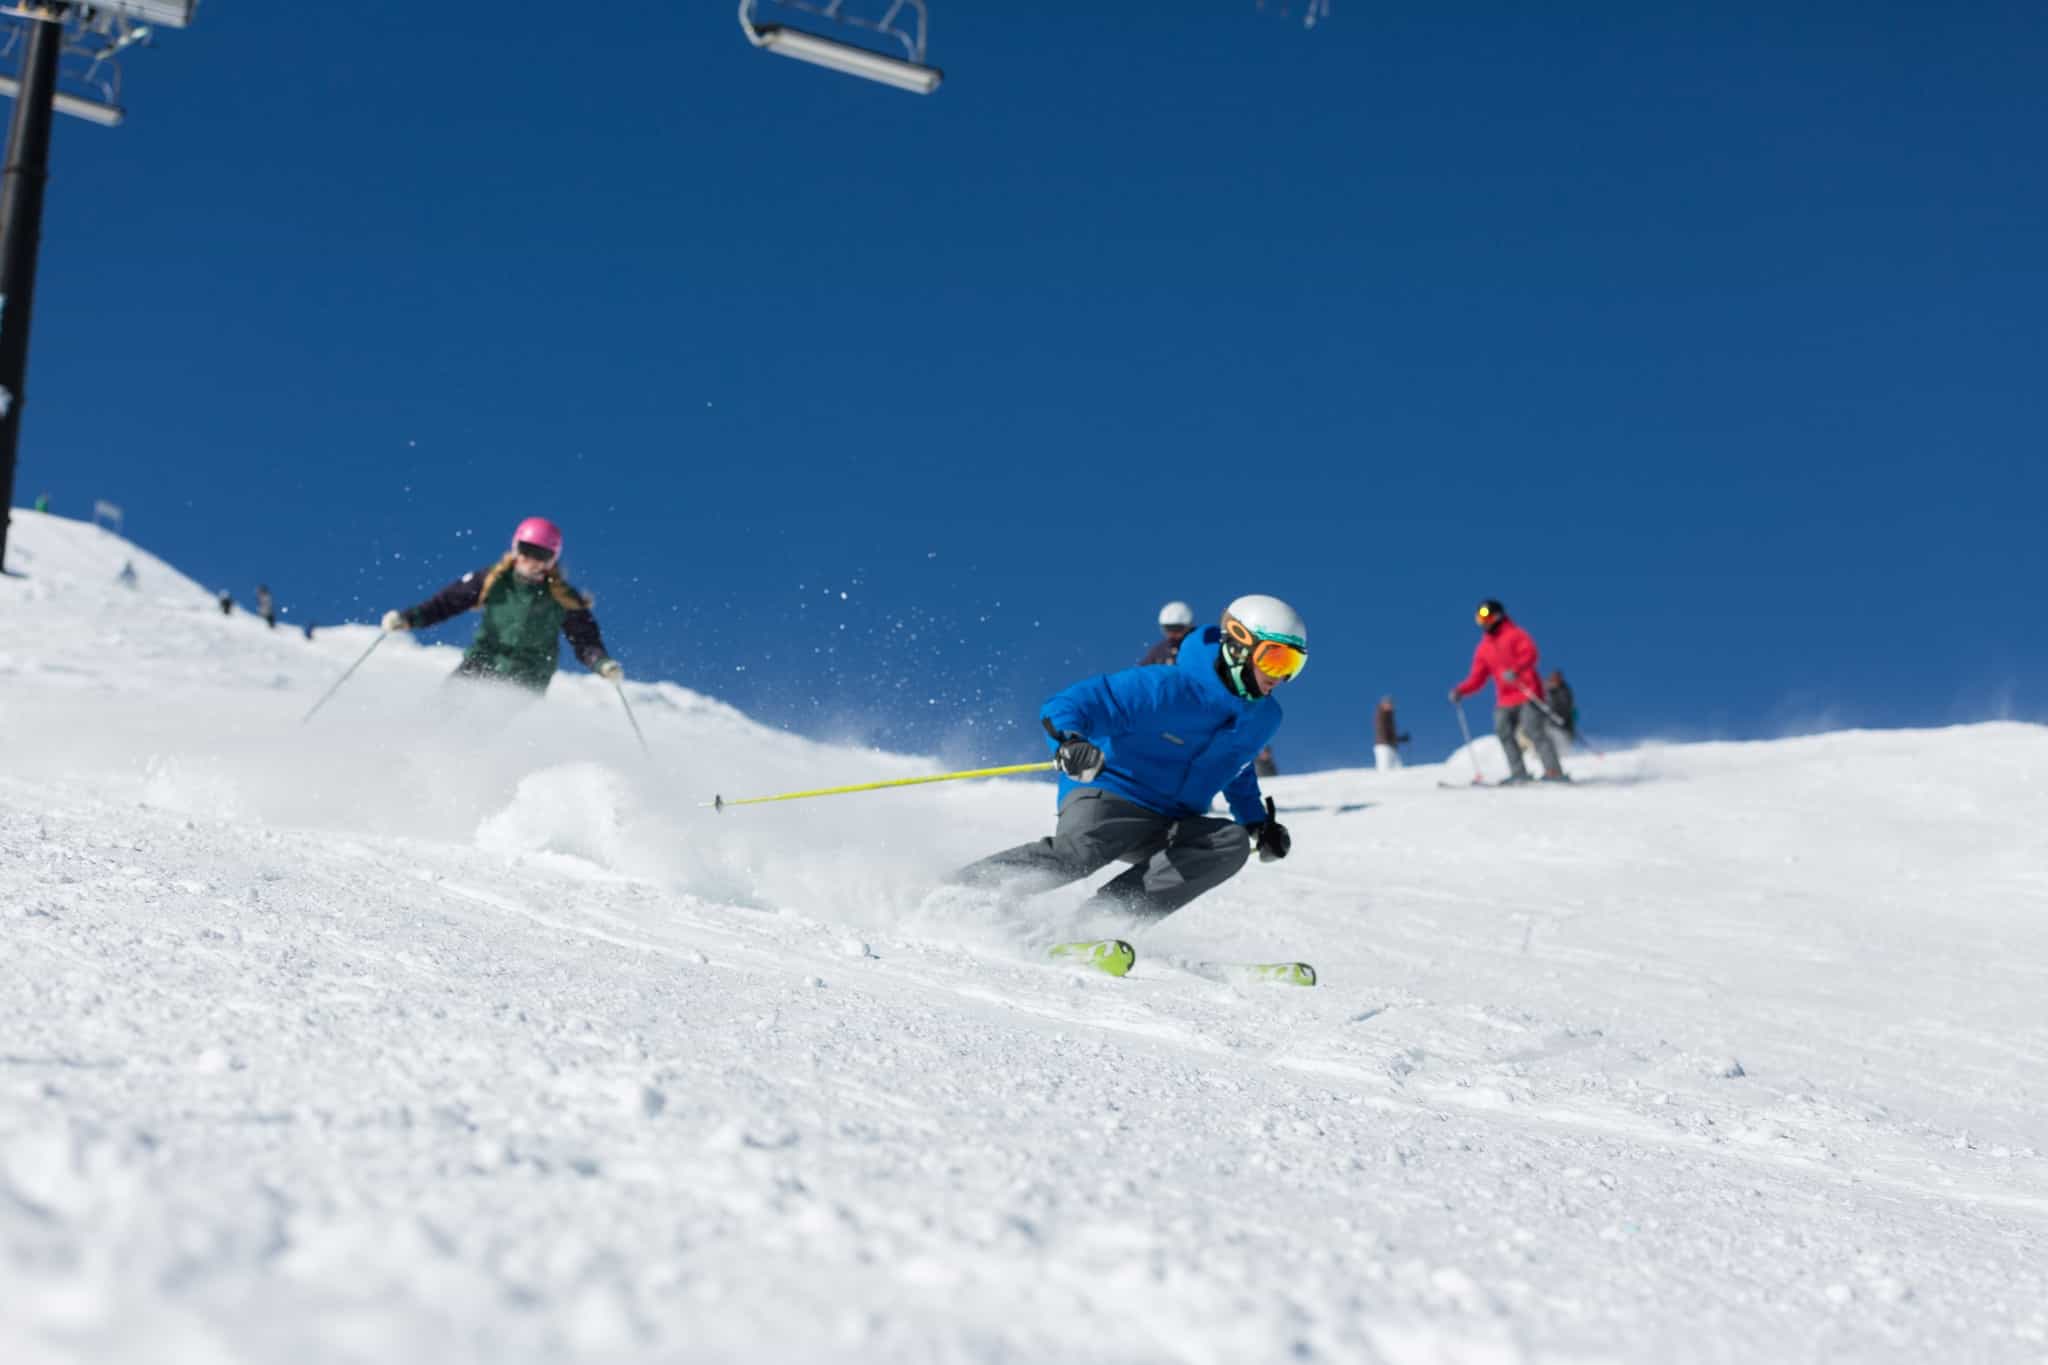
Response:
[1196,818,1253,868]
[1088,818,1253,921]
[1187,819,1254,891]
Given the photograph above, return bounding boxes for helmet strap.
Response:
[1215,642,1260,701]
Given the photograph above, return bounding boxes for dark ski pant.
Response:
[955,788,1252,923]
[1496,702,1563,780]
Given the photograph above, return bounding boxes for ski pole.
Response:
[1516,687,1570,733]
[301,632,387,725]
[704,761,1057,812]
[1510,680,1604,760]
[1449,695,1485,784]
[613,680,649,755]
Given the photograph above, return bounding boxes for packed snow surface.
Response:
[3,508,2046,1363]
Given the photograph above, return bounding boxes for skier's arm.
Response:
[1040,670,1144,750]
[561,608,611,672]
[1221,762,1265,826]
[1453,645,1489,699]
[403,573,486,630]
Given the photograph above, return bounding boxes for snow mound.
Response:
[477,761,641,869]
[2,507,210,604]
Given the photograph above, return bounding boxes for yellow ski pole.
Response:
[704,761,1056,812]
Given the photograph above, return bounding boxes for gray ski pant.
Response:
[955,788,1252,922]
[1497,702,1562,779]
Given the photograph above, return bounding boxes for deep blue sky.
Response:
[11,1,2045,769]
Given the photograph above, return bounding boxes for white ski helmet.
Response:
[1158,600,1194,629]
[1218,594,1308,698]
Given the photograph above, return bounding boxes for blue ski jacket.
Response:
[1041,626,1282,826]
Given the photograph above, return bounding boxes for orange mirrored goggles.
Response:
[1226,619,1308,680]
[1475,606,1496,625]
[1252,639,1308,680]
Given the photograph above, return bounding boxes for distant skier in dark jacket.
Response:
[380,516,621,695]
[1545,670,1577,742]
[1374,695,1410,772]
[1137,600,1196,666]
[256,584,277,628]
[957,595,1306,923]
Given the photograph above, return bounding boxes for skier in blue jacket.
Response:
[956,595,1306,922]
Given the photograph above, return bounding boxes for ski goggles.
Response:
[1475,605,1498,625]
[514,541,559,563]
[1225,619,1309,680]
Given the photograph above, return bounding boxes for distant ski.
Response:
[1048,939,1135,977]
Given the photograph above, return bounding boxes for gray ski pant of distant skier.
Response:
[955,788,1251,922]
[1497,702,1562,779]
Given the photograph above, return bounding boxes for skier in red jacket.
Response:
[1448,599,1567,784]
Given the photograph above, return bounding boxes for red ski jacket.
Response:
[1454,619,1546,708]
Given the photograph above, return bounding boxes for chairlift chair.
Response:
[0,1,192,126]
[737,0,942,95]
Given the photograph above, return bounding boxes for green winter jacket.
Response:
[405,559,611,694]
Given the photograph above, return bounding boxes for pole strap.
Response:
[706,761,1056,811]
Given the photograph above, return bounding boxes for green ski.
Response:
[1239,961,1317,987]
[1048,939,1136,977]
[1174,958,1319,987]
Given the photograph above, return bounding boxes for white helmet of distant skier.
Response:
[1158,600,1194,630]
[1218,594,1308,698]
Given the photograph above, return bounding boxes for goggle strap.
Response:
[1227,618,1306,649]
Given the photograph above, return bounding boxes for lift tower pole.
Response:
[0,2,60,571]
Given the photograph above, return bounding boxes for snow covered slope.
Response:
[1,509,208,603]
[4,509,2046,1364]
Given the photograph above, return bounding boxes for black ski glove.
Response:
[1250,795,1291,862]
[1042,718,1105,783]
[1056,737,1105,782]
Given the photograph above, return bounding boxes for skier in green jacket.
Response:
[381,516,621,694]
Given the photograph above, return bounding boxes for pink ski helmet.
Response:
[511,516,564,562]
